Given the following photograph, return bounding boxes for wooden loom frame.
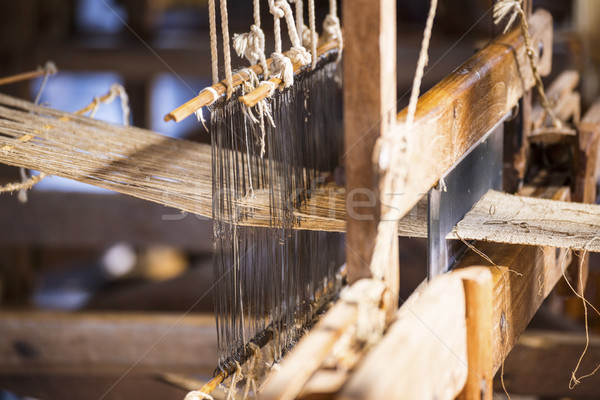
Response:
[259,1,600,399]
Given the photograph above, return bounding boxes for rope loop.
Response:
[233,25,265,65]
[269,1,285,19]
[270,52,294,87]
[288,45,312,66]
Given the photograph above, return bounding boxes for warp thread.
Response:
[558,238,600,389]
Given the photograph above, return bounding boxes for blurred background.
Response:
[0,0,598,399]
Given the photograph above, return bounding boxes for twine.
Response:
[493,0,562,128]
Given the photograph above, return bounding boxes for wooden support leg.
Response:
[456,268,494,400]
[563,98,600,294]
[343,0,397,294]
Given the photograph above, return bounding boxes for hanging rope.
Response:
[308,0,317,69]
[219,0,235,99]
[370,0,438,280]
[233,0,269,79]
[493,0,561,128]
[322,0,343,62]
[266,0,311,88]
[208,0,220,85]
[17,61,56,202]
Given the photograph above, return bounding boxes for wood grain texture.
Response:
[339,274,468,400]
[0,312,217,376]
[574,98,600,204]
[531,70,580,132]
[456,268,494,400]
[260,296,360,400]
[0,191,213,252]
[456,241,559,373]
[343,0,397,284]
[382,9,553,222]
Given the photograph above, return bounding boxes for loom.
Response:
[2,0,600,398]
[173,0,350,387]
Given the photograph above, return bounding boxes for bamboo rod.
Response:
[239,40,339,107]
[164,40,340,123]
[0,62,57,87]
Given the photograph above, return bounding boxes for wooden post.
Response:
[564,98,600,294]
[495,0,533,193]
[456,268,494,400]
[343,0,397,286]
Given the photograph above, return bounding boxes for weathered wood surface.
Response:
[531,70,580,132]
[381,9,553,222]
[456,268,494,400]
[343,0,397,285]
[495,331,600,398]
[574,98,600,204]
[450,190,600,253]
[0,312,217,375]
[261,279,384,400]
[456,242,560,374]
[339,273,469,400]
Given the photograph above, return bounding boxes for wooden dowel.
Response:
[239,40,339,107]
[239,78,280,107]
[164,40,340,123]
[0,62,57,87]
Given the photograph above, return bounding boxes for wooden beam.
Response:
[495,331,600,398]
[574,98,600,204]
[339,272,470,400]
[343,0,397,284]
[456,268,494,400]
[0,312,217,376]
[562,97,600,299]
[0,373,191,400]
[386,9,553,220]
[531,70,580,132]
[261,280,383,400]
[0,191,213,252]
[456,242,559,374]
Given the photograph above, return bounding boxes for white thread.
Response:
[184,390,214,400]
[208,0,219,84]
[233,0,269,78]
[86,84,131,126]
[287,45,311,65]
[194,87,220,130]
[308,0,317,69]
[269,53,294,88]
[291,0,304,45]
[323,15,343,61]
[219,0,234,98]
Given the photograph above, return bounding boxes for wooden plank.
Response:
[562,98,600,298]
[260,298,360,400]
[574,98,600,204]
[385,9,553,221]
[455,242,559,373]
[456,268,494,400]
[0,373,191,400]
[498,0,532,192]
[343,0,397,285]
[339,273,468,400]
[0,191,213,252]
[531,70,580,132]
[495,331,600,398]
[0,312,217,376]
[450,190,600,253]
